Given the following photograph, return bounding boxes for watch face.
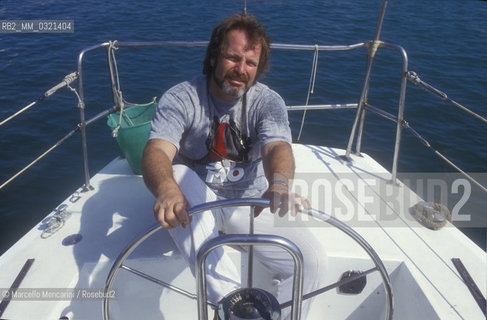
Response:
[217,288,281,320]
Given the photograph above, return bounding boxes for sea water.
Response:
[0,0,486,255]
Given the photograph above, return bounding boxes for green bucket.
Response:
[107,100,157,174]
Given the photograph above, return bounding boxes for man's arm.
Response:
[142,139,191,228]
[259,141,309,216]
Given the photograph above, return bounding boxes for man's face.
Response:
[210,29,262,101]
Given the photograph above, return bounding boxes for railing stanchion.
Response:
[77,50,92,191]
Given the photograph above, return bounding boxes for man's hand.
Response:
[142,138,191,229]
[259,141,309,217]
[153,187,191,229]
[255,182,310,217]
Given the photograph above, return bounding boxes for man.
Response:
[142,14,326,319]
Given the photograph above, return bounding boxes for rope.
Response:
[41,204,71,238]
[107,41,156,137]
[106,41,127,137]
[0,72,78,127]
[121,97,157,108]
[110,41,122,94]
[111,96,157,138]
[402,120,487,193]
[65,80,84,109]
[297,45,319,141]
[407,71,487,124]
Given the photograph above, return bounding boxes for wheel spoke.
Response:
[279,267,378,309]
[119,264,214,306]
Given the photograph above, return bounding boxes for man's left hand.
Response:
[256,183,310,217]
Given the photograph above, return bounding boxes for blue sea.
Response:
[0,0,486,255]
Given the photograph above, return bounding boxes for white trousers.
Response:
[169,164,327,319]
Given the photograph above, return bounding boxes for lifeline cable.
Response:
[407,71,487,124]
[0,72,78,127]
[0,124,80,190]
[403,120,487,193]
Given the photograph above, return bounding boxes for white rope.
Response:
[65,81,84,109]
[121,96,157,108]
[107,41,156,137]
[106,41,127,137]
[109,41,122,93]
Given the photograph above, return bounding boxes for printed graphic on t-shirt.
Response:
[205,159,245,183]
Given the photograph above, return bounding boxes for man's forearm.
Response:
[258,141,297,215]
[142,139,191,228]
[262,141,295,186]
[141,139,179,198]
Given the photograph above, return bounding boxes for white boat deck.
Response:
[0,144,485,319]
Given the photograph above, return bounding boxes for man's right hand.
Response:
[153,187,191,229]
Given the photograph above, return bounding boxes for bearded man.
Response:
[142,13,327,319]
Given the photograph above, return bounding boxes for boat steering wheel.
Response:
[103,198,393,320]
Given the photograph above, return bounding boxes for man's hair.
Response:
[203,14,271,79]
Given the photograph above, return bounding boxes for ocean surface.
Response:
[0,0,486,256]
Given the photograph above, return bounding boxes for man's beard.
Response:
[213,71,249,99]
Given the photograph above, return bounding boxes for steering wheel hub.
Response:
[217,288,281,320]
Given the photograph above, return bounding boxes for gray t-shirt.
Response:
[148,75,291,198]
